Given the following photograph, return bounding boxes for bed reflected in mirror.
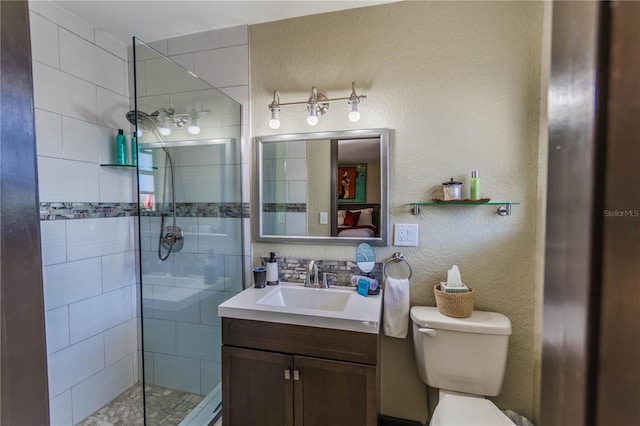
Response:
[255,128,389,245]
[333,138,381,238]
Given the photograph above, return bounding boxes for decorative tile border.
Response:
[141,202,247,218]
[40,202,137,220]
[260,256,382,288]
[40,202,251,220]
[262,203,307,213]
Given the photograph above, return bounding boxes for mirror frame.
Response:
[255,128,390,245]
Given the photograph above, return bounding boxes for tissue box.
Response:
[434,284,474,318]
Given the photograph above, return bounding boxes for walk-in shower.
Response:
[131,38,243,425]
[126,109,183,261]
[61,37,243,426]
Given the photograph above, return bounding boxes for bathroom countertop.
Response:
[218,282,383,334]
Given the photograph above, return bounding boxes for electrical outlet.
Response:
[394,224,419,246]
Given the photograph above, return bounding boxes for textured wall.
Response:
[307,141,332,237]
[250,1,544,422]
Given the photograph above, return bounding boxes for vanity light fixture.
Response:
[148,108,209,137]
[268,82,366,128]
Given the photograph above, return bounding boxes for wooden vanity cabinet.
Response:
[222,318,379,426]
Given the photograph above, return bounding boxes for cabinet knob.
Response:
[284,369,291,380]
[293,370,300,381]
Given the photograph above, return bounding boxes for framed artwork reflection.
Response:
[338,163,366,203]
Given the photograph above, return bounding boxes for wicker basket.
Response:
[434,284,474,318]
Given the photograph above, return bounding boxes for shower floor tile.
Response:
[77,382,205,426]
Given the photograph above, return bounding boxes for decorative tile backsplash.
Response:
[40,202,250,220]
[260,256,383,287]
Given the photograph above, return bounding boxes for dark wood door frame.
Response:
[542,2,640,425]
[0,1,50,424]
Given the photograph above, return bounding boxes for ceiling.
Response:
[53,0,397,44]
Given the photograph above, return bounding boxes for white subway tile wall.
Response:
[70,355,135,422]
[30,3,138,424]
[262,142,308,235]
[40,221,67,266]
[49,390,73,426]
[32,3,249,422]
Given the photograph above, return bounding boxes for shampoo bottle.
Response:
[115,129,127,165]
[266,252,279,286]
[470,171,480,200]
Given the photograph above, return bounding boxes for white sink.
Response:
[256,286,351,311]
[218,282,382,334]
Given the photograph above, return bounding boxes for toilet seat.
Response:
[430,391,515,426]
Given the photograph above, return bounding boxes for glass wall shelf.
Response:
[409,201,520,216]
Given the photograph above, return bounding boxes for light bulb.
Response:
[187,110,200,135]
[136,128,143,137]
[307,105,318,126]
[269,108,280,129]
[348,101,360,122]
[157,111,172,136]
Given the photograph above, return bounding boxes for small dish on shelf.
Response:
[432,198,491,203]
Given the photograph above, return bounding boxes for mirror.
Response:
[255,128,389,245]
[356,243,375,273]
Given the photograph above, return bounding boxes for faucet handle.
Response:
[322,272,338,288]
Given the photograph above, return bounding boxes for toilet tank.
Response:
[410,306,511,397]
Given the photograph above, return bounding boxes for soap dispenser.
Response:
[266,252,279,286]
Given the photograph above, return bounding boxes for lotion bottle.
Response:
[266,252,279,285]
[470,171,480,200]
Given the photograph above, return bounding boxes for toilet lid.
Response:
[430,393,515,426]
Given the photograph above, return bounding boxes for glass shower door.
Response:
[132,38,243,426]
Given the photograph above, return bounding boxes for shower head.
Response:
[126,108,176,130]
[126,110,157,130]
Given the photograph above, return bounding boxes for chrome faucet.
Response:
[305,260,324,288]
[322,272,337,288]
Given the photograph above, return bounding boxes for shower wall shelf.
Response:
[409,201,520,216]
[100,163,158,170]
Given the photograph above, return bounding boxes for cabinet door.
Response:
[222,346,294,426]
[294,356,377,426]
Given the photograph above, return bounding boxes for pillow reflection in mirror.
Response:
[339,208,373,227]
[355,208,373,226]
[344,210,360,227]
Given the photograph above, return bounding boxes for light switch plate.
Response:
[320,212,328,225]
[394,224,419,246]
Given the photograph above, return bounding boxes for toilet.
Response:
[410,306,515,425]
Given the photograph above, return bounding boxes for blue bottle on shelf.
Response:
[115,129,127,165]
[130,135,138,166]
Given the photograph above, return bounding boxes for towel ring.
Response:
[383,252,413,280]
